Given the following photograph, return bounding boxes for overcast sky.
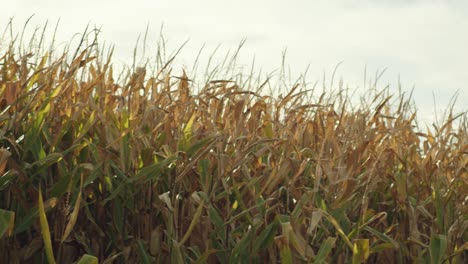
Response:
[1,0,467,126]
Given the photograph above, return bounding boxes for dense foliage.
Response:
[0,26,467,263]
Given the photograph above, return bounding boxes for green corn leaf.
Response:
[429,234,447,264]
[179,197,205,246]
[186,137,215,158]
[75,111,96,141]
[171,240,184,264]
[263,121,273,138]
[314,237,336,264]
[370,243,396,254]
[322,210,353,250]
[0,209,15,238]
[364,226,399,250]
[253,221,278,252]
[275,235,293,264]
[352,239,370,264]
[230,227,254,263]
[76,254,98,264]
[208,205,226,241]
[14,197,58,234]
[178,114,196,151]
[137,240,152,264]
[432,188,445,232]
[38,186,56,264]
[31,152,62,170]
[135,155,177,182]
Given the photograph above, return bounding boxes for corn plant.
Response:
[0,22,467,263]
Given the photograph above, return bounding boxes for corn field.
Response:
[0,24,467,263]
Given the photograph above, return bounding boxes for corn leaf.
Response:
[0,209,15,238]
[76,254,98,264]
[38,186,56,264]
[314,237,336,264]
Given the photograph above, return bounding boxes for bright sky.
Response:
[2,0,467,126]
